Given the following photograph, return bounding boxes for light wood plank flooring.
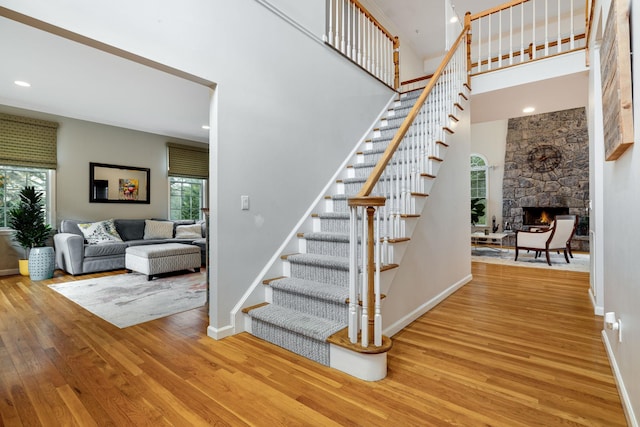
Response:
[0,263,626,426]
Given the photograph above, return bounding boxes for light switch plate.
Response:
[241,195,249,210]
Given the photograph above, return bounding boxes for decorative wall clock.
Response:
[527,145,562,172]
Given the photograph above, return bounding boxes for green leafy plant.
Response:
[471,198,486,225]
[8,186,52,259]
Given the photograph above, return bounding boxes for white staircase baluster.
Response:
[487,14,492,70]
[477,17,482,73]
[544,0,549,56]
[348,205,358,343]
[532,0,536,59]
[360,208,369,348]
[520,3,525,62]
[326,0,334,45]
[509,6,513,65]
[570,0,575,49]
[374,208,382,347]
[557,0,561,54]
[498,10,502,68]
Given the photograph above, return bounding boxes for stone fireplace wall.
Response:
[502,107,589,239]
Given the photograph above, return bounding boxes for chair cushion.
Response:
[84,242,128,257]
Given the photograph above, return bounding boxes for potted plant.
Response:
[471,198,486,227]
[8,186,54,279]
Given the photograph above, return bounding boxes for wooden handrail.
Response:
[469,0,530,21]
[399,73,434,87]
[584,0,595,65]
[353,26,469,199]
[470,33,586,70]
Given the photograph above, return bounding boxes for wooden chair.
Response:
[515,215,578,266]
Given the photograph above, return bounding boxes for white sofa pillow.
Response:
[175,224,202,239]
[77,219,123,245]
[144,220,174,239]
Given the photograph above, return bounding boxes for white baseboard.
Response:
[383,274,473,337]
[207,324,234,340]
[602,330,638,427]
[589,288,604,315]
[0,268,19,277]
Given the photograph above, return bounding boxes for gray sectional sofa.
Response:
[54,218,206,275]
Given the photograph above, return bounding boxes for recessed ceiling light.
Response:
[523,107,535,113]
[201,125,210,130]
[14,80,31,87]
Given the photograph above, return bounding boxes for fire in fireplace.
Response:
[522,207,570,226]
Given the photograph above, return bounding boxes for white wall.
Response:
[264,0,325,38]
[0,104,192,223]
[383,100,472,333]
[470,120,508,230]
[358,0,425,82]
[0,1,396,334]
[598,0,640,423]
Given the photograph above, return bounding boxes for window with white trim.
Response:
[169,176,206,221]
[470,154,488,226]
[0,166,53,228]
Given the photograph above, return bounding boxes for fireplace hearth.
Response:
[522,207,570,227]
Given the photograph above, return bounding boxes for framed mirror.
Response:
[89,162,150,204]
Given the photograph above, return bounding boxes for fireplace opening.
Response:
[522,207,569,227]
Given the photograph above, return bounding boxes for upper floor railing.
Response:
[467,0,589,75]
[324,0,400,89]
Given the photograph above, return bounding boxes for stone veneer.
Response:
[502,107,589,250]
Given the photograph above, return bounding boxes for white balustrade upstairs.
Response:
[347,29,468,348]
[468,0,589,75]
[324,0,399,89]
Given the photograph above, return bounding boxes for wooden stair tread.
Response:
[327,328,393,354]
[262,276,286,285]
[429,156,444,162]
[242,302,269,314]
[388,237,410,243]
[381,263,399,272]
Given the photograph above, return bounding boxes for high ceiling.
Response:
[0,2,588,144]
[368,0,502,61]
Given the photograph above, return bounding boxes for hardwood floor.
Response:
[0,263,626,426]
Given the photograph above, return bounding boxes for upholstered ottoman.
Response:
[125,243,201,280]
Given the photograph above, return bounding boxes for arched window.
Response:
[470,154,488,226]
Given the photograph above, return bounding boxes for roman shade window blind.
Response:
[0,113,59,169]
[167,142,208,179]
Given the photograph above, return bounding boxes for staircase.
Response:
[243,26,469,380]
[244,91,437,364]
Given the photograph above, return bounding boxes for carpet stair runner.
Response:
[246,87,456,367]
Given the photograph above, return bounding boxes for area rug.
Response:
[49,270,207,328]
[472,247,590,272]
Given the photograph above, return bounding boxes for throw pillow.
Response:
[143,220,174,239]
[77,219,123,245]
[197,219,207,238]
[175,224,202,239]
